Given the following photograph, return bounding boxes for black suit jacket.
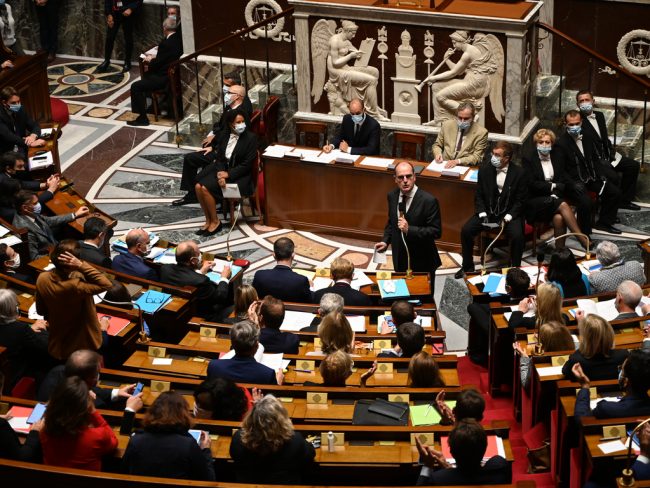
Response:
[522,148,570,199]
[0,418,41,462]
[79,241,112,269]
[159,264,229,319]
[259,327,299,355]
[581,111,614,161]
[562,349,629,381]
[475,161,526,220]
[0,106,40,154]
[575,387,650,419]
[555,131,605,185]
[416,456,511,485]
[252,265,312,303]
[211,100,253,137]
[36,364,113,408]
[0,320,50,386]
[331,114,380,155]
[147,32,183,77]
[213,129,257,196]
[383,188,442,273]
[312,282,372,307]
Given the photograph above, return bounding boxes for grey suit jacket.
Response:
[13,212,75,260]
[432,118,488,166]
[588,261,645,294]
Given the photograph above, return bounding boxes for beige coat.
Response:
[432,119,489,166]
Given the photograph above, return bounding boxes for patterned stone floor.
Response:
[53,55,650,352]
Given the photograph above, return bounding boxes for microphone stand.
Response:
[100,297,148,344]
[545,232,591,259]
[617,417,650,487]
[226,203,241,262]
[399,205,413,280]
[481,221,506,276]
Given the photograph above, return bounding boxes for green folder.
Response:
[410,401,457,426]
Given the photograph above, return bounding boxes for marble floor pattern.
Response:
[54,54,650,353]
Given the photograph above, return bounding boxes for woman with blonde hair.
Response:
[407,351,445,388]
[562,313,628,381]
[230,395,315,483]
[318,311,354,354]
[319,350,377,387]
[514,321,576,387]
[224,285,259,324]
[508,282,566,330]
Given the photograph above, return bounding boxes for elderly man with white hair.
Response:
[588,241,645,293]
[614,280,643,323]
[300,292,344,333]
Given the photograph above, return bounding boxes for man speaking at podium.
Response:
[374,162,442,296]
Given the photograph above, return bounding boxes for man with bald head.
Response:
[375,161,442,295]
[159,240,232,321]
[614,280,643,326]
[173,82,253,206]
[322,98,380,156]
[113,228,157,281]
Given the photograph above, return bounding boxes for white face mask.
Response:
[6,252,20,269]
[234,122,246,135]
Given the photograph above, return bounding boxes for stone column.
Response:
[538,0,554,74]
[505,31,527,136]
[293,13,311,113]
[181,0,195,53]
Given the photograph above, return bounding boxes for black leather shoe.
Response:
[96,60,110,73]
[454,269,466,279]
[620,202,641,211]
[204,223,224,236]
[195,228,207,236]
[127,116,150,127]
[594,222,623,235]
[122,62,132,73]
[171,195,198,206]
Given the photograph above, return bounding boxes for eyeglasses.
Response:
[145,293,164,304]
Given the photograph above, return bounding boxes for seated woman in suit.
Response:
[223,284,258,324]
[40,376,117,471]
[408,351,445,388]
[524,128,589,250]
[514,320,576,388]
[573,349,650,419]
[319,350,377,387]
[318,311,354,354]
[230,395,315,484]
[546,248,591,298]
[194,108,257,236]
[562,313,629,381]
[122,391,215,481]
[508,282,567,330]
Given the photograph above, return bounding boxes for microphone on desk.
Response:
[544,232,591,259]
[616,417,650,487]
[398,200,413,279]
[226,203,241,261]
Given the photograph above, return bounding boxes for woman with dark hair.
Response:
[40,376,117,470]
[546,247,591,298]
[408,351,445,388]
[230,395,315,483]
[193,377,252,420]
[122,391,215,481]
[194,108,258,236]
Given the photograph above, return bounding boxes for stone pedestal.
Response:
[391,76,421,124]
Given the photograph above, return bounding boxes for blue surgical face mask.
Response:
[567,125,582,136]
[223,85,230,94]
[537,146,552,155]
[351,114,364,124]
[457,119,471,131]
[8,103,21,113]
[6,252,20,269]
[32,202,42,215]
[234,122,246,135]
[224,93,233,106]
[168,15,177,21]
[578,103,593,113]
[490,155,502,168]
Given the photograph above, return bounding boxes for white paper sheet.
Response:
[536,365,563,377]
[8,416,30,434]
[359,157,394,168]
[260,353,285,371]
[0,225,9,238]
[302,153,334,164]
[425,161,470,175]
[590,396,621,410]
[598,439,627,454]
[152,358,173,365]
[351,271,374,290]
[280,310,316,331]
[29,151,54,170]
[0,235,22,247]
[346,315,366,332]
[310,277,333,292]
[576,298,618,322]
[222,183,241,199]
[329,149,359,163]
[372,249,387,264]
[28,303,44,320]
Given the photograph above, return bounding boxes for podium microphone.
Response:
[535,251,545,289]
[398,200,413,279]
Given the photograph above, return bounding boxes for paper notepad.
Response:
[359,157,394,168]
[280,310,316,331]
[409,401,457,426]
[598,439,627,454]
[7,406,33,433]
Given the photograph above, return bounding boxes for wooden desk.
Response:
[263,153,476,252]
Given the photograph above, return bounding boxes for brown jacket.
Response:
[35,262,112,360]
[432,118,489,166]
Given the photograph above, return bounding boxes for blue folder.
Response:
[134,290,172,314]
[378,279,410,299]
[206,265,242,283]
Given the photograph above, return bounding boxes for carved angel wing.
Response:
[311,19,336,104]
[483,34,505,123]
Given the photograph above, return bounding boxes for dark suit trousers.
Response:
[131,74,167,117]
[36,0,60,54]
[566,179,620,231]
[104,12,134,62]
[180,151,214,193]
[605,157,639,204]
[461,215,524,270]
[467,302,490,363]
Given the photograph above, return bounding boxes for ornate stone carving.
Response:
[310,19,388,120]
[391,30,421,124]
[617,29,650,78]
[418,30,505,124]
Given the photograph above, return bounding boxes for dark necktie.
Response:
[455,129,465,154]
[354,124,359,138]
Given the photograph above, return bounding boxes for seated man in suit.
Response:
[13,190,89,261]
[455,141,526,278]
[589,240,645,293]
[633,423,650,481]
[312,257,372,306]
[255,295,299,355]
[432,102,488,169]
[416,418,510,485]
[573,349,650,419]
[0,151,60,221]
[113,228,157,281]
[252,237,311,303]
[0,243,34,283]
[577,90,640,211]
[207,319,282,385]
[321,98,380,156]
[556,110,622,235]
[127,18,183,127]
[377,322,425,358]
[159,240,231,321]
[79,217,112,269]
[300,292,343,333]
[435,388,486,426]
[0,86,45,155]
[173,81,253,206]
[613,280,643,327]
